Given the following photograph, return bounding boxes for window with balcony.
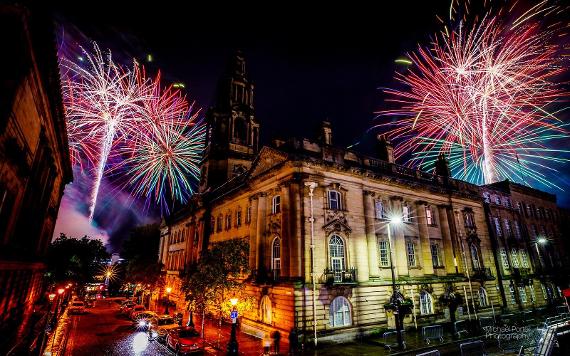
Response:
[430,242,443,268]
[378,239,390,267]
[406,239,417,267]
[328,190,342,210]
[500,248,510,270]
[420,292,434,315]
[329,235,346,273]
[375,200,386,219]
[329,296,352,327]
[272,195,281,214]
[479,287,489,307]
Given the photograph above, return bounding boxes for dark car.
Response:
[166,327,204,354]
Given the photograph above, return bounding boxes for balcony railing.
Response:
[324,268,357,285]
[511,267,532,279]
[471,267,494,281]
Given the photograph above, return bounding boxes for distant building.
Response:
[481,181,568,310]
[156,53,518,344]
[0,4,72,353]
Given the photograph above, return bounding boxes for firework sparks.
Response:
[377,1,569,187]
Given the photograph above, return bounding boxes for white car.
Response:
[69,301,85,314]
[133,311,158,328]
[148,315,180,341]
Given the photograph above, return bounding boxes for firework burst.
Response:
[376,1,569,188]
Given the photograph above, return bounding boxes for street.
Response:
[63,299,174,356]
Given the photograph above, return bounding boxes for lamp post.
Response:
[227,298,239,356]
[165,287,172,314]
[304,181,318,347]
[386,215,405,350]
[535,237,547,269]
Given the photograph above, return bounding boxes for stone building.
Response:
[0,4,72,353]
[157,53,505,344]
[481,181,568,311]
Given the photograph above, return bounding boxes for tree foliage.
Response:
[45,233,109,284]
[121,223,163,287]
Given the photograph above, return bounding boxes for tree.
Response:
[121,223,163,287]
[45,233,109,285]
[182,238,253,338]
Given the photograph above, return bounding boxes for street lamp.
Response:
[165,287,172,314]
[386,215,405,350]
[535,237,547,269]
[227,298,239,356]
[304,181,318,347]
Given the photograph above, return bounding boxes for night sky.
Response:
[47,1,570,251]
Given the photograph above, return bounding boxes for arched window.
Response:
[272,195,281,214]
[470,244,481,269]
[328,190,342,210]
[329,235,345,272]
[479,287,489,307]
[420,291,434,315]
[259,295,272,324]
[329,296,351,327]
[272,237,281,275]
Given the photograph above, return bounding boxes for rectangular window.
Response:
[246,206,252,224]
[519,287,527,304]
[520,250,529,268]
[511,249,519,268]
[530,224,538,238]
[500,248,510,270]
[236,210,242,227]
[328,190,341,210]
[494,217,502,237]
[510,285,517,305]
[430,243,442,267]
[375,200,385,219]
[514,221,521,239]
[225,214,232,230]
[464,212,475,228]
[403,205,411,222]
[425,206,434,225]
[541,284,548,300]
[217,216,222,232]
[526,204,532,218]
[517,202,523,215]
[504,219,512,237]
[378,240,390,267]
[504,198,512,208]
[406,240,417,267]
[529,285,536,304]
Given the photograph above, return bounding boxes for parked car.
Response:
[68,301,85,314]
[128,305,146,319]
[166,327,204,354]
[133,311,157,328]
[148,315,179,342]
[120,302,138,315]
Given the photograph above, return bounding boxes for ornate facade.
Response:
[156,53,531,344]
[0,4,72,353]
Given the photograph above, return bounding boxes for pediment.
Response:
[323,211,352,236]
[248,146,289,178]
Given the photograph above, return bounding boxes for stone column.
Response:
[364,190,379,278]
[185,221,195,265]
[249,196,259,270]
[415,200,433,274]
[289,182,302,278]
[256,193,267,270]
[281,184,291,278]
[391,197,407,277]
[437,205,455,273]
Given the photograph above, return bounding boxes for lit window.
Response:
[420,292,433,315]
[272,195,281,214]
[430,243,443,267]
[403,204,411,222]
[425,206,434,225]
[479,288,489,307]
[529,285,536,304]
[514,221,521,239]
[329,296,351,327]
[406,239,417,267]
[493,217,502,237]
[329,235,346,273]
[328,190,342,210]
[375,200,385,219]
[378,239,390,267]
[504,219,512,237]
[509,285,517,305]
[520,250,529,268]
[272,237,281,273]
[246,206,252,224]
[510,249,519,268]
[541,284,548,300]
[494,195,501,205]
[500,248,510,270]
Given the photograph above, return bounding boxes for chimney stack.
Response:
[376,134,394,163]
[320,120,333,145]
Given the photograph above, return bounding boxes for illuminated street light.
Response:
[48,293,56,302]
[386,215,405,350]
[57,288,64,295]
[538,237,547,244]
[165,287,172,314]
